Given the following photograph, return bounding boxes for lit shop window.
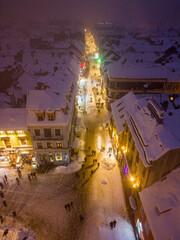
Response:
[19,138,27,145]
[47,142,52,148]
[55,153,63,161]
[49,153,54,162]
[3,138,11,148]
[57,142,62,148]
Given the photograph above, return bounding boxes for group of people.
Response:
[64,201,73,211]
[0,174,18,225]
[110,219,117,230]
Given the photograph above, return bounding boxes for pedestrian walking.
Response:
[3,229,8,237]
[0,182,4,189]
[2,200,7,207]
[90,170,93,177]
[13,211,17,218]
[67,203,70,211]
[28,174,31,182]
[109,153,111,158]
[83,172,85,178]
[81,164,84,169]
[88,146,90,151]
[16,177,20,185]
[84,157,87,162]
[113,219,117,228]
[70,201,73,209]
[110,221,113,230]
[79,214,84,222]
[0,191,4,198]
[0,215,3,224]
[98,162,100,167]
[64,204,68,211]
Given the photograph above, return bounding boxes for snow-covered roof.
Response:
[139,167,180,240]
[0,108,27,130]
[111,92,180,166]
[107,60,167,80]
[95,25,180,83]
[26,89,75,126]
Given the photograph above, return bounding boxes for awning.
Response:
[129,195,137,211]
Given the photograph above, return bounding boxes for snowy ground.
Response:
[0,52,135,240]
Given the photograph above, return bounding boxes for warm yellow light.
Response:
[122,146,125,150]
[130,177,135,182]
[17,156,20,163]
[170,97,174,101]
[16,130,24,134]
[7,131,15,134]
[133,183,138,188]
[0,131,5,134]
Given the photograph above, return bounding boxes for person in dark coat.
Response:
[0,182,3,189]
[13,211,17,218]
[113,219,117,228]
[4,175,7,181]
[110,221,113,230]
[16,177,20,185]
[0,215,3,224]
[79,214,84,222]
[3,229,8,236]
[0,191,4,198]
[2,200,7,207]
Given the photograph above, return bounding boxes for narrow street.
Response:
[76,33,136,239]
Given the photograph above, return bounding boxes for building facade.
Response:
[110,92,180,192]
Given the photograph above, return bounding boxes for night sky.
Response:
[0,0,180,25]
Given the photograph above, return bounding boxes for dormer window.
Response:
[48,113,54,121]
[47,111,55,121]
[36,112,44,121]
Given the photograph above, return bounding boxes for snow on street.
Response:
[0,37,135,240]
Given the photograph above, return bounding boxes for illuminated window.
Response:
[3,138,11,148]
[44,129,51,137]
[7,131,15,134]
[34,129,40,136]
[36,112,44,121]
[55,129,61,136]
[47,142,52,148]
[57,142,62,148]
[0,131,5,135]
[37,142,43,149]
[16,130,24,134]
[55,153,63,161]
[19,138,27,145]
[49,153,54,162]
[48,113,54,121]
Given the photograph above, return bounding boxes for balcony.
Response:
[33,135,64,141]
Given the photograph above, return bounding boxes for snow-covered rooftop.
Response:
[111,92,180,166]
[0,108,27,130]
[94,25,180,83]
[139,167,180,240]
[107,60,167,79]
[0,24,84,109]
